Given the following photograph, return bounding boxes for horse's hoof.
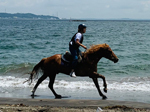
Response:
[31,94,34,96]
[31,94,35,99]
[55,95,62,99]
[102,96,107,100]
[104,88,107,93]
[31,92,35,96]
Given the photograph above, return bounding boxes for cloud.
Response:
[0,0,150,19]
[106,5,110,8]
[141,0,150,11]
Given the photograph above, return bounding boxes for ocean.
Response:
[0,19,150,103]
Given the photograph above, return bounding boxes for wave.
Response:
[0,76,150,92]
[0,63,34,77]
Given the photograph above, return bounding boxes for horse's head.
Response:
[85,43,119,63]
[101,44,119,63]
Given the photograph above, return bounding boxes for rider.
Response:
[69,24,87,78]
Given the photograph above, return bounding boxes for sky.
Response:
[0,0,150,19]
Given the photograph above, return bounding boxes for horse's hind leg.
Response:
[48,74,62,99]
[31,74,47,96]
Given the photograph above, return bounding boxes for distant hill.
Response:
[0,13,59,20]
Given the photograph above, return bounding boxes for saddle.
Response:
[61,51,82,63]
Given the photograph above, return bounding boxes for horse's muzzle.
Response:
[114,58,119,63]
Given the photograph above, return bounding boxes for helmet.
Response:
[78,24,86,31]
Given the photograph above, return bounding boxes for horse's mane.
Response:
[84,43,109,56]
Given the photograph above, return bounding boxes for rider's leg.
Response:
[78,49,82,56]
[69,47,78,78]
[77,49,82,62]
[70,55,78,77]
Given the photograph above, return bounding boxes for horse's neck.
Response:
[84,52,102,64]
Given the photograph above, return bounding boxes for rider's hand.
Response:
[84,46,87,49]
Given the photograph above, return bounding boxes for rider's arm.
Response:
[75,39,87,49]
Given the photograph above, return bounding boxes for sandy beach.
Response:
[0,97,150,112]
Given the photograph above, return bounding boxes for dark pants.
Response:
[69,46,81,69]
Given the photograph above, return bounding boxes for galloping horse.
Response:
[27,43,119,99]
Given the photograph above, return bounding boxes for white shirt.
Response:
[74,33,82,42]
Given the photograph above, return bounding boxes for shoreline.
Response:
[0,97,150,112]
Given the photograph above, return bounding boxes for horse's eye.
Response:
[107,50,112,54]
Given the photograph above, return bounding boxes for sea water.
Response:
[0,19,150,103]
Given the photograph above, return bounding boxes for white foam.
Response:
[0,76,150,92]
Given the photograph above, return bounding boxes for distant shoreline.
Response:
[1,13,150,21]
[1,18,150,22]
[0,12,59,20]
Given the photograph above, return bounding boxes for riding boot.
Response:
[70,69,76,78]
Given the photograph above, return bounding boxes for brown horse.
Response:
[27,43,119,99]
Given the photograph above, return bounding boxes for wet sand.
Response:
[0,97,150,112]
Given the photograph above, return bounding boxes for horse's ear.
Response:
[104,43,109,49]
[104,43,107,48]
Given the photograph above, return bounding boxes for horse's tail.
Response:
[24,58,46,84]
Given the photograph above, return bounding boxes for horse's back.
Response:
[44,54,61,63]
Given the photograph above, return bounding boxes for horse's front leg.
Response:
[92,72,107,93]
[92,78,107,99]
